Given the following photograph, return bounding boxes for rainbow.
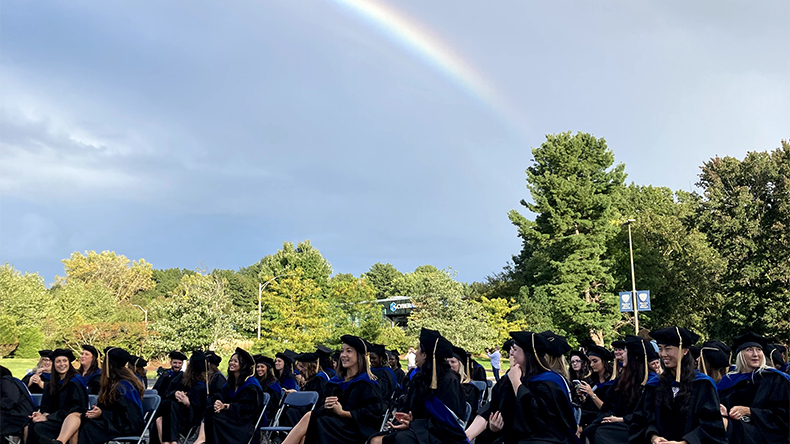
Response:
[328,0,524,134]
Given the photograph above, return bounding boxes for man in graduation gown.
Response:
[153,351,186,397]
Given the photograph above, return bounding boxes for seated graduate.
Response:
[22,350,53,395]
[765,343,786,370]
[281,334,383,444]
[612,339,626,382]
[77,345,101,395]
[316,345,337,380]
[465,339,516,444]
[583,337,658,444]
[1,364,35,439]
[153,351,186,398]
[507,330,578,444]
[370,343,398,402]
[569,350,590,385]
[129,356,149,389]
[253,355,281,423]
[629,327,727,444]
[275,352,300,391]
[205,351,227,397]
[389,350,407,388]
[576,345,614,426]
[370,328,467,444]
[280,352,330,430]
[154,351,209,444]
[697,341,731,384]
[449,345,481,418]
[648,356,663,375]
[25,349,89,444]
[718,332,790,444]
[194,347,263,444]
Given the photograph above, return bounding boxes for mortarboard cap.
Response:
[168,350,187,361]
[50,348,76,362]
[539,331,572,357]
[732,332,767,355]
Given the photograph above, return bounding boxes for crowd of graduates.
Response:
[1,326,788,444]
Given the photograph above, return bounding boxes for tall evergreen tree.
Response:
[509,132,626,345]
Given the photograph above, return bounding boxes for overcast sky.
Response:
[1,1,788,285]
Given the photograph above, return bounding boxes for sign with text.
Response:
[619,292,633,312]
[619,291,651,312]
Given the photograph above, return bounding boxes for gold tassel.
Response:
[611,357,619,381]
[431,338,439,390]
[700,349,707,376]
[675,327,682,383]
[532,334,550,371]
[641,341,649,386]
[205,357,209,397]
[364,342,376,381]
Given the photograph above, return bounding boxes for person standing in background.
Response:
[487,345,501,381]
[406,346,416,372]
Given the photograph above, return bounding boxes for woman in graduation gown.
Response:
[370,328,467,444]
[77,345,102,395]
[129,356,149,388]
[194,347,264,444]
[316,345,337,380]
[1,364,35,438]
[629,327,727,444]
[22,350,53,395]
[697,341,730,384]
[25,349,89,444]
[464,339,517,444]
[275,353,300,391]
[449,345,481,418]
[281,335,383,444]
[154,351,209,444]
[576,345,614,429]
[508,330,578,444]
[584,337,658,444]
[717,332,790,444]
[280,352,329,430]
[205,351,227,397]
[389,350,407,388]
[255,355,282,424]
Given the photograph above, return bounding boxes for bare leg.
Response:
[194,422,206,444]
[465,415,488,440]
[156,416,164,444]
[56,412,83,443]
[281,411,311,444]
[369,436,384,444]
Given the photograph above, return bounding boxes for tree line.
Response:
[1,134,787,358]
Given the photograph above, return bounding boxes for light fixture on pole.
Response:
[258,273,296,340]
[133,304,148,325]
[623,219,639,332]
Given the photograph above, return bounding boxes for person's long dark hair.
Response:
[319,355,333,374]
[78,354,99,377]
[49,361,78,395]
[182,363,207,389]
[338,351,376,380]
[275,360,294,384]
[588,359,613,385]
[656,352,695,413]
[260,364,277,386]
[227,354,254,391]
[614,354,649,410]
[569,362,589,382]
[521,350,549,381]
[97,358,144,405]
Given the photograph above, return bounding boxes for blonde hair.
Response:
[734,349,766,374]
[453,358,471,384]
[544,354,570,382]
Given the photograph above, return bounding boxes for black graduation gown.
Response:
[381,369,468,444]
[22,372,51,394]
[78,380,145,444]
[513,370,578,444]
[474,375,517,444]
[578,378,611,428]
[83,369,102,395]
[28,377,89,444]
[0,375,35,436]
[261,379,282,425]
[462,382,482,416]
[372,366,398,402]
[393,368,407,388]
[718,368,790,444]
[153,370,183,398]
[155,381,208,442]
[629,371,727,444]
[203,377,264,444]
[209,372,227,398]
[583,374,658,444]
[281,376,327,428]
[304,373,383,444]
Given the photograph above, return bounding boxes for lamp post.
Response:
[623,219,639,333]
[133,304,148,325]
[258,273,295,340]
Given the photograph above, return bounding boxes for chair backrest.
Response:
[144,389,157,397]
[31,394,43,409]
[142,393,161,413]
[247,392,271,444]
[463,402,472,424]
[282,390,319,408]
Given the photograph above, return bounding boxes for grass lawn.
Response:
[399,356,510,377]
[0,358,39,379]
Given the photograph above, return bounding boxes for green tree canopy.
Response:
[363,263,403,298]
[60,250,155,302]
[241,240,333,289]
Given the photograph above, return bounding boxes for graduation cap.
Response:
[235,347,255,369]
[586,345,614,361]
[259,356,275,369]
[612,339,627,349]
[419,328,453,389]
[205,351,222,366]
[369,343,388,359]
[502,339,515,353]
[189,351,207,372]
[699,341,731,372]
[131,356,148,368]
[253,354,265,364]
[451,346,468,365]
[168,350,187,361]
[105,347,133,368]
[38,349,53,358]
[689,345,701,361]
[539,331,571,357]
[649,327,700,382]
[275,352,295,365]
[340,335,370,356]
[767,344,786,367]
[510,331,551,371]
[732,332,768,355]
[316,345,333,357]
[624,337,658,386]
[296,352,320,363]
[389,349,400,358]
[82,344,99,359]
[50,348,76,362]
[569,350,589,363]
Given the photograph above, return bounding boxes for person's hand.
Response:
[602,416,623,423]
[325,397,343,415]
[295,374,304,384]
[30,412,47,423]
[85,406,102,419]
[284,389,297,395]
[729,406,750,420]
[508,363,522,393]
[214,399,224,413]
[175,391,190,407]
[650,436,668,444]
[578,381,594,396]
[30,374,41,386]
[489,411,504,432]
[389,411,412,430]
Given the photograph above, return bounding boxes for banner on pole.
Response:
[619,292,633,312]
[619,291,651,312]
